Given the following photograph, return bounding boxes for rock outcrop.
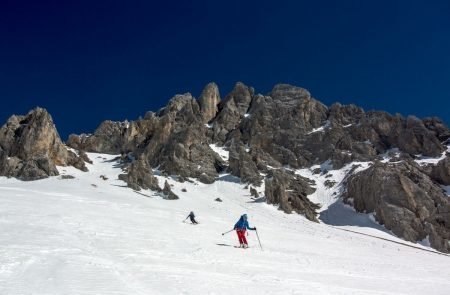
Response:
[199,82,220,123]
[142,93,226,184]
[162,180,179,200]
[344,161,450,252]
[118,155,160,191]
[239,84,328,168]
[68,92,227,189]
[228,140,262,185]
[67,120,125,154]
[432,157,450,185]
[423,117,450,142]
[265,169,319,221]
[212,82,254,143]
[0,107,87,180]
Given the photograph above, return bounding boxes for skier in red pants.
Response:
[233,214,256,248]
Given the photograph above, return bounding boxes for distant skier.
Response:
[185,211,198,224]
[233,214,256,248]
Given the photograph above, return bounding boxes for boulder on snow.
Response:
[250,187,260,198]
[162,180,179,200]
[265,169,319,221]
[118,156,160,191]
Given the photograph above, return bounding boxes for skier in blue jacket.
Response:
[234,214,256,248]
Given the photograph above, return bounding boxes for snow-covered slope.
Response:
[1,154,449,295]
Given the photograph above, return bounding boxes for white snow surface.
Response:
[296,161,372,211]
[1,154,450,294]
[209,144,229,161]
[380,148,401,163]
[415,144,449,166]
[307,126,325,134]
[415,151,447,166]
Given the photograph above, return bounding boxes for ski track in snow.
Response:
[0,153,449,294]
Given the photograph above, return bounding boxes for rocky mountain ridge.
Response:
[2,82,449,252]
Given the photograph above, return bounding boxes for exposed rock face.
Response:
[250,187,259,198]
[0,107,87,180]
[199,82,220,123]
[118,156,160,191]
[68,92,226,186]
[212,82,254,143]
[67,111,164,156]
[348,113,444,157]
[399,116,444,156]
[294,110,445,169]
[265,169,319,221]
[328,103,365,126]
[162,180,179,200]
[228,140,262,185]
[344,161,450,252]
[432,157,450,185]
[239,84,328,168]
[142,94,226,184]
[423,117,450,142]
[67,120,132,154]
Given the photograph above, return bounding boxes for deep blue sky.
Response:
[1,0,449,139]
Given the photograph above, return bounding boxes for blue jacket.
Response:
[234,215,255,230]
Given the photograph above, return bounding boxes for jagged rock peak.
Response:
[218,82,254,109]
[212,82,254,142]
[269,84,312,101]
[0,107,87,180]
[199,82,220,123]
[159,93,195,116]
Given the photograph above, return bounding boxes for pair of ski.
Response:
[216,243,250,249]
[182,220,199,225]
[221,229,263,251]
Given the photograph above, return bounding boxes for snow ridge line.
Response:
[328,225,450,257]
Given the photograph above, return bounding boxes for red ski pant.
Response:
[236,229,248,245]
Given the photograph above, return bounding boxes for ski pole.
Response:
[255,229,263,251]
[221,229,234,236]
